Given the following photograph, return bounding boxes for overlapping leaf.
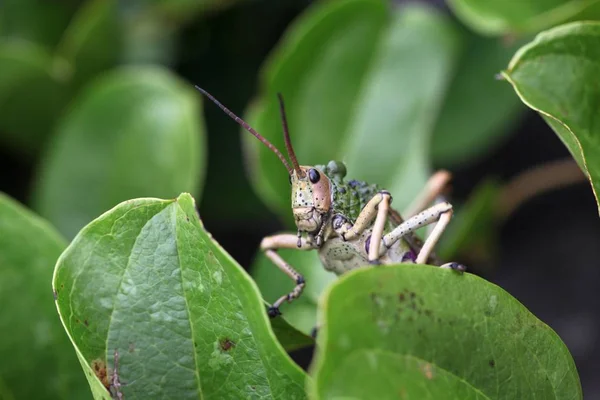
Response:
[53,194,308,399]
[310,265,582,399]
[502,21,600,212]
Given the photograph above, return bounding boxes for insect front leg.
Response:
[260,233,317,317]
[381,202,457,265]
[340,191,392,264]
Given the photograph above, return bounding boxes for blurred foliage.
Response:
[0,0,595,397]
[448,0,600,35]
[0,193,88,399]
[32,67,205,238]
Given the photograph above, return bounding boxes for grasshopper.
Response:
[196,87,465,318]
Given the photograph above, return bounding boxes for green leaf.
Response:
[118,0,241,66]
[0,193,88,399]
[0,41,69,154]
[310,265,582,399]
[53,194,307,399]
[0,0,76,49]
[33,66,206,238]
[56,0,121,89]
[447,0,600,36]
[502,21,600,212]
[431,33,525,166]
[248,0,461,333]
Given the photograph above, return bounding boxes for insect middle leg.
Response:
[340,191,392,263]
[380,202,454,264]
[260,234,316,317]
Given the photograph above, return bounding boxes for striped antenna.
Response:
[277,93,305,178]
[195,86,293,175]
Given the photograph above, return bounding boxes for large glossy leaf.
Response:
[502,21,600,213]
[447,0,600,36]
[33,66,206,238]
[247,0,461,334]
[431,33,525,166]
[56,0,120,89]
[310,265,582,399]
[245,0,461,218]
[0,41,69,154]
[53,194,308,399]
[0,193,88,399]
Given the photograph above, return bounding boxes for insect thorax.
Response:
[318,161,393,230]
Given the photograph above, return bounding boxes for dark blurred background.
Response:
[1,0,598,397]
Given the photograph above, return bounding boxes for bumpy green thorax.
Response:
[317,161,384,224]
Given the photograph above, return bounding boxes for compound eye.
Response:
[308,168,320,184]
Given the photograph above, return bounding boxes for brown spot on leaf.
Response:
[398,293,405,302]
[91,359,110,390]
[219,338,235,351]
[489,359,496,368]
[84,319,89,327]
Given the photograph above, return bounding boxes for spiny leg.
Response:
[415,208,452,264]
[336,191,392,264]
[341,191,391,242]
[403,170,452,218]
[260,234,316,317]
[380,202,452,261]
[367,192,391,263]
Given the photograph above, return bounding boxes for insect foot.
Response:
[267,306,282,318]
[369,259,382,265]
[440,262,467,273]
[310,326,319,339]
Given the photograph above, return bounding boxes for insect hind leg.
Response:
[380,202,453,264]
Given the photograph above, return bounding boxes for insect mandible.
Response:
[196,87,466,318]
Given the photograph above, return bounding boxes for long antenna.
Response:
[277,93,305,178]
[195,86,293,175]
